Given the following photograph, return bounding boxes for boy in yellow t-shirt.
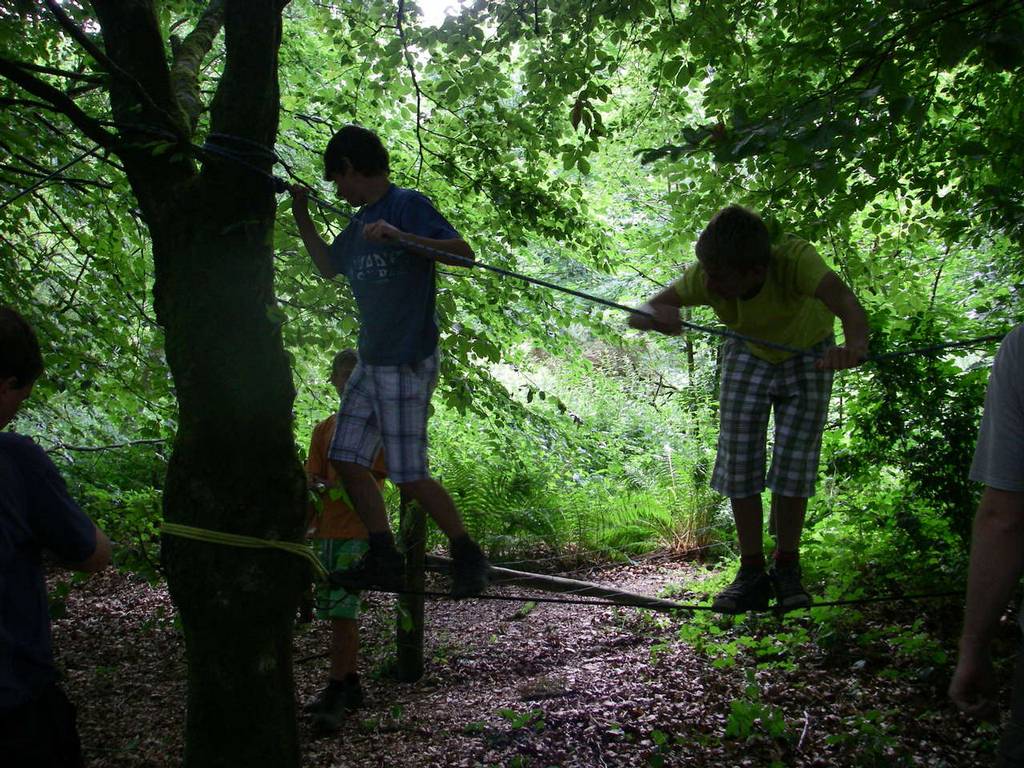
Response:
[630,205,868,613]
[303,349,386,732]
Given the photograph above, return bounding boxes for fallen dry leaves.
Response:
[51,560,999,767]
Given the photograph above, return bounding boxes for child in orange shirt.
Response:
[303,350,385,732]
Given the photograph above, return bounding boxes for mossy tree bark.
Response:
[52,2,305,765]
[1,2,309,759]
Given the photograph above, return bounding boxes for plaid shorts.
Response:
[329,351,439,484]
[712,337,834,499]
[315,538,368,621]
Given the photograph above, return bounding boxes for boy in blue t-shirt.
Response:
[0,307,112,767]
[290,125,489,598]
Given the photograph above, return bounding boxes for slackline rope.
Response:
[193,134,1006,364]
[337,586,963,614]
[160,522,329,581]
[160,522,959,615]
[0,125,1005,361]
[0,125,1003,363]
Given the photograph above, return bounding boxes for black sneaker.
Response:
[450,537,491,599]
[711,565,772,614]
[307,677,364,731]
[329,545,405,592]
[302,684,331,714]
[769,562,811,611]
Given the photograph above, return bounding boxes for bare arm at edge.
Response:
[949,487,1024,716]
[73,524,112,573]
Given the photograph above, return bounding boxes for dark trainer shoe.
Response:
[769,562,811,611]
[711,565,772,614]
[308,677,364,731]
[329,545,405,593]
[450,537,491,599]
[303,689,327,715]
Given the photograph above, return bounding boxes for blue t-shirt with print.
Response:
[328,185,460,366]
[0,433,96,710]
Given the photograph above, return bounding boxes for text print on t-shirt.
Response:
[353,248,409,282]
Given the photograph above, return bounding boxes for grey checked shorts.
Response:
[329,351,439,484]
[711,337,834,499]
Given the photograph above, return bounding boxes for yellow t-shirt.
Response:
[305,414,386,540]
[672,235,834,363]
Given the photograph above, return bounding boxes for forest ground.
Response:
[56,558,1004,767]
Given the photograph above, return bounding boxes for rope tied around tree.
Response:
[160,521,329,581]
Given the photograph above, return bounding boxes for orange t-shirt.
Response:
[305,414,386,540]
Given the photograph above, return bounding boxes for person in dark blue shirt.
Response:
[290,125,489,598]
[0,307,111,768]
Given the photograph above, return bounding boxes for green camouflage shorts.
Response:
[315,538,369,621]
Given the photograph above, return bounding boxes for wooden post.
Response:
[395,492,425,682]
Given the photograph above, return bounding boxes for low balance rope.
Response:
[161,520,960,616]
[347,586,963,614]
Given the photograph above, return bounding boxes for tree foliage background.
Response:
[0,0,1022,759]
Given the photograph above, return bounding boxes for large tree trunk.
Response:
[155,211,307,768]
[1,1,305,760]
[86,2,307,765]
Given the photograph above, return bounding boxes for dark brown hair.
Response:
[323,125,390,179]
[695,205,771,271]
[0,307,43,387]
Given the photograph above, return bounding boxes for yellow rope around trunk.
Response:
[160,522,329,582]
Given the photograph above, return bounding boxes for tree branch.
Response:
[32,194,101,312]
[38,7,176,134]
[47,437,169,454]
[42,0,120,73]
[81,0,190,142]
[170,0,226,131]
[0,161,112,191]
[0,161,110,198]
[1,59,104,83]
[204,0,285,205]
[208,0,282,142]
[625,265,668,288]
[0,96,70,111]
[396,0,426,185]
[0,58,117,148]
[929,244,951,313]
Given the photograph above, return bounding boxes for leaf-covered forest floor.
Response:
[56,559,1003,767]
